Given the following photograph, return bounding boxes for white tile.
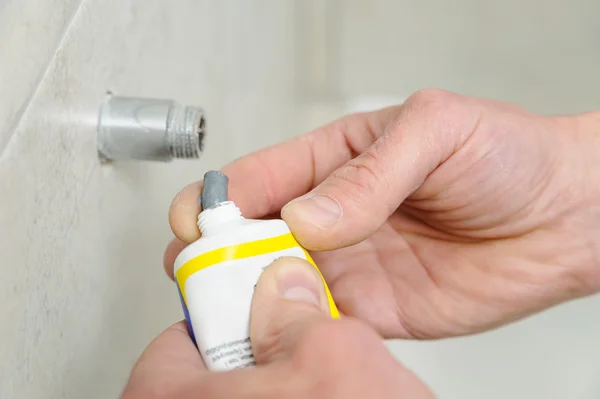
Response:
[0,1,298,398]
[0,0,82,153]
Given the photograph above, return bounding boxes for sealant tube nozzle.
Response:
[201,170,229,210]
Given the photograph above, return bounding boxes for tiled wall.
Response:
[0,1,301,397]
[0,0,82,153]
[1,1,598,398]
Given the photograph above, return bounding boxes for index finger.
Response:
[169,106,401,242]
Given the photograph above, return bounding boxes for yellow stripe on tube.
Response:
[175,233,340,318]
[301,248,341,319]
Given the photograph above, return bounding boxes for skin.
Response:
[123,89,600,398]
[122,258,434,398]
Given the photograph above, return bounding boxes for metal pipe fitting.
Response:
[97,95,206,162]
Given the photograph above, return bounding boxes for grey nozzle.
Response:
[201,170,229,210]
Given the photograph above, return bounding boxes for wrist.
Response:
[570,111,600,203]
[556,112,600,294]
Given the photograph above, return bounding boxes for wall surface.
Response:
[328,0,600,114]
[0,0,82,154]
[1,1,598,398]
[0,1,300,398]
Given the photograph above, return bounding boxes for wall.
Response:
[328,0,600,114]
[0,1,598,398]
[0,1,300,398]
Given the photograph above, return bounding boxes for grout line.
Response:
[0,0,87,158]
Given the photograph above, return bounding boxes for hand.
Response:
[122,258,433,398]
[167,89,600,339]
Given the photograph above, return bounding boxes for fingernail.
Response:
[283,195,341,228]
[277,261,322,306]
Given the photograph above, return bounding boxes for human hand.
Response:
[167,89,600,339]
[122,257,433,398]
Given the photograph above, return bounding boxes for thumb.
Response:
[250,256,335,365]
[281,90,479,250]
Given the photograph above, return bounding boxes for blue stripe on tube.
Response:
[177,283,197,347]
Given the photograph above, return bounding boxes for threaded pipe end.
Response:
[167,106,205,159]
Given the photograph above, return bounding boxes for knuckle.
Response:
[404,88,456,113]
[330,154,383,199]
[396,88,478,154]
[400,89,464,133]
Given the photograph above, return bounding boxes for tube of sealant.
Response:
[174,170,340,371]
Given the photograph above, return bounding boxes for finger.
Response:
[247,258,436,398]
[121,321,206,398]
[169,107,401,242]
[163,211,279,279]
[249,257,337,364]
[163,238,188,280]
[282,89,481,250]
